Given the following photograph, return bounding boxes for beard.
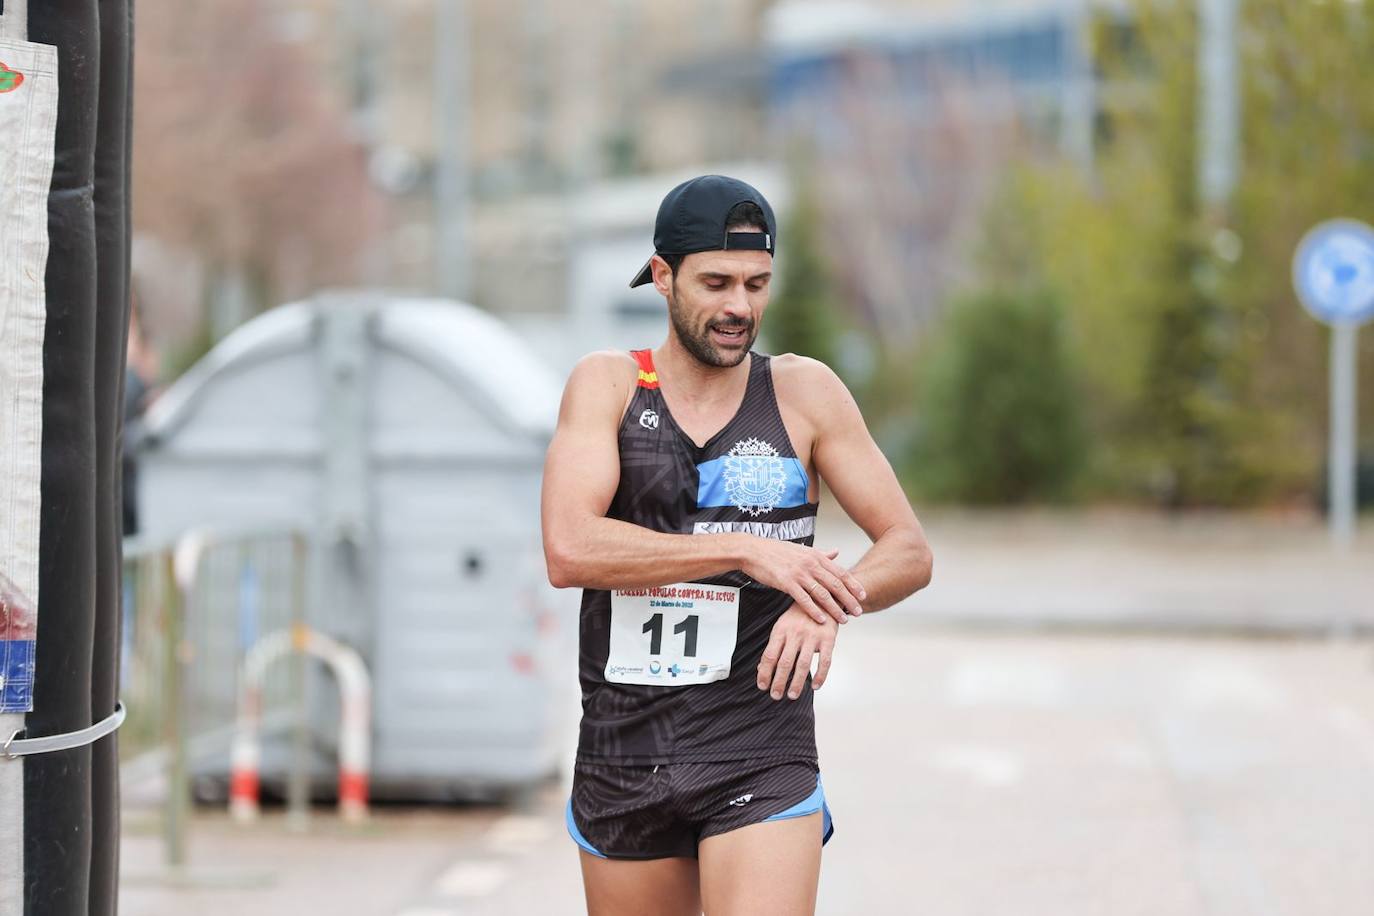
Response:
[667,282,757,368]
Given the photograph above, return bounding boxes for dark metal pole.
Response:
[90,0,134,910]
[25,0,102,911]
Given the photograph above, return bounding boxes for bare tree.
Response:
[776,47,1026,345]
[133,0,385,328]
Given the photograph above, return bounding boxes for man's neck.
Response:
[653,337,751,406]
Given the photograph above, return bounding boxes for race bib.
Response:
[605,583,740,686]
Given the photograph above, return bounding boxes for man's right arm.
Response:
[539,351,865,624]
[540,351,748,590]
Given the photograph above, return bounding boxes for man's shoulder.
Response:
[575,348,640,371]
[559,350,642,424]
[768,352,845,397]
[567,349,640,388]
[768,352,861,433]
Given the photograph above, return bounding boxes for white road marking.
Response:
[433,860,511,898]
[486,813,553,852]
[946,658,1068,707]
[930,744,1024,786]
[1174,662,1289,710]
[1327,704,1374,764]
[1105,740,1153,769]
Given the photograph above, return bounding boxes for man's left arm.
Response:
[808,361,933,612]
[755,358,933,702]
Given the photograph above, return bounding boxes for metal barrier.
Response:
[229,624,372,823]
[121,524,312,873]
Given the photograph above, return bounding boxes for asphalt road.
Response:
[119,510,1374,915]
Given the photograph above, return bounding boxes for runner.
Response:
[541,174,933,915]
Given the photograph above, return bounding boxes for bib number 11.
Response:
[643,612,698,657]
[605,583,740,686]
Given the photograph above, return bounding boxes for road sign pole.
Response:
[1330,323,1358,550]
[1294,218,1374,550]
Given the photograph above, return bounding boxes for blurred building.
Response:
[768,0,1105,165]
[271,0,773,316]
[763,0,1128,335]
[140,1,1137,372]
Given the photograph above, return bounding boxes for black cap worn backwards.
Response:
[628,174,778,288]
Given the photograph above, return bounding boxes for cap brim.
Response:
[629,254,654,288]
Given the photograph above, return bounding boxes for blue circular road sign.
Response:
[1293,219,1374,326]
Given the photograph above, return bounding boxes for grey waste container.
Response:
[138,290,568,801]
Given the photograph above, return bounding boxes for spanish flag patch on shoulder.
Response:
[632,349,659,389]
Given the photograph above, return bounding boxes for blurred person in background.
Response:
[542,174,932,915]
[122,287,158,538]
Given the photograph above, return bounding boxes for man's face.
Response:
[655,246,772,368]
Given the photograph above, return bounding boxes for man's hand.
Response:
[757,603,838,700]
[741,541,865,626]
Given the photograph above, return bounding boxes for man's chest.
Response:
[617,397,818,513]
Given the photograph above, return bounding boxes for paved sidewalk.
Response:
[829,507,1374,636]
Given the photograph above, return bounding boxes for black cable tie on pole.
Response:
[1,700,127,759]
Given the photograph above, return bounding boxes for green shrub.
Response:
[766,178,843,368]
[916,288,1087,503]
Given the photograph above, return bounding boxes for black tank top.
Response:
[575,348,821,765]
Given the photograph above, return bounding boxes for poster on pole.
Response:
[0,20,59,713]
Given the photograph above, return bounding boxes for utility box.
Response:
[138,291,568,801]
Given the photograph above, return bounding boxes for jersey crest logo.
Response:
[723,437,787,517]
[639,408,659,430]
[728,793,754,807]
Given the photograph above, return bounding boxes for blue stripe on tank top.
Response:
[696,455,809,511]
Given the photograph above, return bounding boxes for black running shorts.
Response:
[565,757,835,860]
